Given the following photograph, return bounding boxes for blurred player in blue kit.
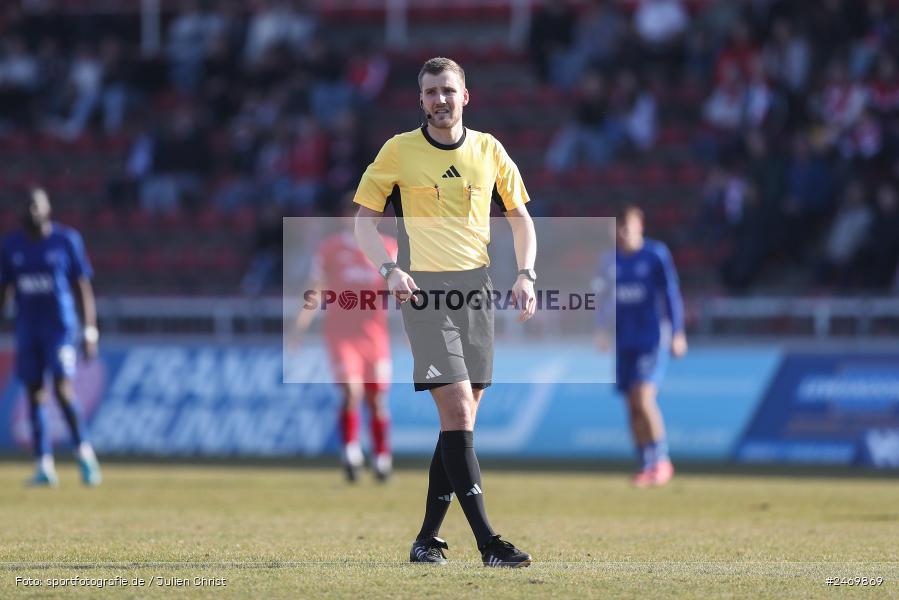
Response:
[595,205,687,487]
[0,187,102,486]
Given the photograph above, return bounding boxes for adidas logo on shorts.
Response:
[466,483,483,496]
[425,365,442,379]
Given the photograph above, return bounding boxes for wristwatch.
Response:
[379,262,398,280]
[517,268,537,283]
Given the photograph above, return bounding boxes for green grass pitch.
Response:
[0,462,896,599]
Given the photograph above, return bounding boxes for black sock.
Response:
[416,432,455,541]
[57,399,85,447]
[440,429,495,548]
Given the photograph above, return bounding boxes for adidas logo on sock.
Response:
[441,165,461,178]
[438,493,454,502]
[466,483,483,496]
[425,365,442,379]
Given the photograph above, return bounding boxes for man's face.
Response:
[616,213,643,248]
[420,70,468,130]
[23,190,51,229]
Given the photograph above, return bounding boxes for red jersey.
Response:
[311,231,397,342]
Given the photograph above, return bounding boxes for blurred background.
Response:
[1,0,897,469]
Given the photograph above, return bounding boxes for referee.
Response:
[354,57,537,568]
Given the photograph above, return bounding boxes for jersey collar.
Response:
[421,125,466,150]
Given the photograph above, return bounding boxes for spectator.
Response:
[0,36,38,130]
[781,132,836,253]
[714,20,759,84]
[702,63,747,133]
[549,0,629,89]
[526,0,575,85]
[634,0,689,47]
[545,70,624,172]
[244,0,316,66]
[346,39,389,103]
[855,182,899,288]
[817,180,873,287]
[813,59,868,144]
[633,0,689,72]
[140,105,211,214]
[241,202,284,296]
[612,69,657,151]
[762,18,811,95]
[56,42,103,139]
[167,0,225,92]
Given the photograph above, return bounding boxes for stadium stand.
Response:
[1,0,897,298]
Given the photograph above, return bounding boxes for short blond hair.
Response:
[418,57,466,89]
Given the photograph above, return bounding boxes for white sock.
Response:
[38,454,56,472]
[375,453,392,472]
[343,441,363,467]
[77,442,96,463]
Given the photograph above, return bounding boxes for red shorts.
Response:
[326,337,391,392]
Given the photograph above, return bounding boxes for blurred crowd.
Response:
[530,0,899,291]
[0,0,388,219]
[1,0,898,294]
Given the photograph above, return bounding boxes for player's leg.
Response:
[53,376,101,486]
[337,380,364,482]
[363,386,392,481]
[18,338,57,486]
[328,339,366,482]
[628,382,673,486]
[25,381,58,486]
[433,382,531,567]
[48,334,101,486]
[412,389,484,553]
[363,355,392,481]
[411,432,454,564]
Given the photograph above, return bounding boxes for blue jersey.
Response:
[596,238,684,351]
[0,224,93,340]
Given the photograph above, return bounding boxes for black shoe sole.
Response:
[483,557,532,568]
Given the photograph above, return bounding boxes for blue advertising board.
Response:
[1,342,895,468]
[733,354,899,468]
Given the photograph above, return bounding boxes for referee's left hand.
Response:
[512,276,536,322]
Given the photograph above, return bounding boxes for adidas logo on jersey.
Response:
[466,483,483,496]
[441,165,461,178]
[425,365,442,379]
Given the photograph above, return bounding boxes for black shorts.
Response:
[400,267,494,392]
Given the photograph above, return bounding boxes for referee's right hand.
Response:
[387,269,419,304]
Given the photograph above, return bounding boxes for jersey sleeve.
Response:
[655,243,684,334]
[353,137,398,212]
[65,228,94,280]
[492,136,530,212]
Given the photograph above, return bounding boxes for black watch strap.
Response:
[380,262,398,280]
[517,268,537,282]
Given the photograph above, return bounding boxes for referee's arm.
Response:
[505,205,537,322]
[354,206,418,303]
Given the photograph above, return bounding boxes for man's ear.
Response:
[462,88,470,107]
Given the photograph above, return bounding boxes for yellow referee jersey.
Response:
[353,126,530,272]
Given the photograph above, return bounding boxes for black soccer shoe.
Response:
[409,537,449,565]
[344,462,360,483]
[480,535,532,568]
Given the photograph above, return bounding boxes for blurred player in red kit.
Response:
[292,214,398,482]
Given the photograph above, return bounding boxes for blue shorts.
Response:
[616,346,668,393]
[16,330,78,385]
